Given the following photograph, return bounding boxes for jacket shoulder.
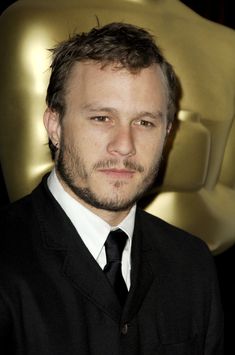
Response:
[136,207,212,260]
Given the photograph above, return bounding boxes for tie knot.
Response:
[105,229,128,263]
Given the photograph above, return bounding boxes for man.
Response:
[0,22,223,354]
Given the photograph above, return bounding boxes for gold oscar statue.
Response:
[0,0,235,254]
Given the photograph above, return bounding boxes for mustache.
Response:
[93,159,144,173]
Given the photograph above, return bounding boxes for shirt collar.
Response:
[47,169,136,260]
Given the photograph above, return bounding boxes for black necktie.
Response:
[103,229,128,306]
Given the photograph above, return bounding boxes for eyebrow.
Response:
[135,111,163,120]
[81,104,163,120]
[81,104,118,114]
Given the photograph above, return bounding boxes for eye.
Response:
[135,119,155,128]
[90,116,110,122]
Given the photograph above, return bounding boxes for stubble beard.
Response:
[56,134,162,212]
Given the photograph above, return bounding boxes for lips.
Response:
[98,168,135,179]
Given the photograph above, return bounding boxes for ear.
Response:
[43,108,61,146]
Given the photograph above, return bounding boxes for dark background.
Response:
[0,0,234,353]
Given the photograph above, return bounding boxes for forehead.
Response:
[67,60,165,86]
[65,61,168,110]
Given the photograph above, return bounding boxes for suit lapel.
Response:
[122,208,171,323]
[122,224,153,321]
[63,237,122,322]
[32,178,122,323]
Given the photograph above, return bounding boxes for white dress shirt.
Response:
[47,169,136,289]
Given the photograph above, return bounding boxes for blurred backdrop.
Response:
[0,0,234,204]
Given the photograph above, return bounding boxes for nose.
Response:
[107,124,136,157]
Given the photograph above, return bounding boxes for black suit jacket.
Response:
[0,177,223,354]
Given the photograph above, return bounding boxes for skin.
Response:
[44,61,170,226]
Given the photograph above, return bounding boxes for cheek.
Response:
[70,133,105,164]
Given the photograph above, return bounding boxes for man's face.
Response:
[55,61,169,212]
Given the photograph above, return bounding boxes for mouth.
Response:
[98,168,136,179]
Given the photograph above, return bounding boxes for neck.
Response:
[87,207,131,227]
